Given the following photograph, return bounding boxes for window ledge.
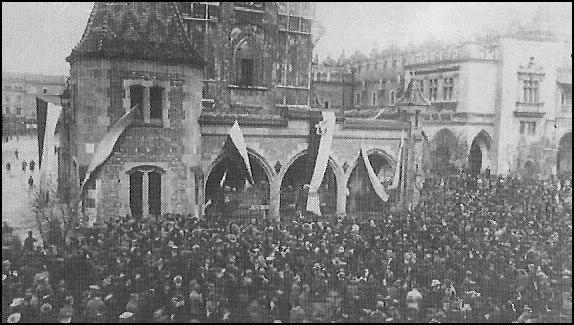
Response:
[229,85,268,91]
[276,85,309,90]
[516,101,544,107]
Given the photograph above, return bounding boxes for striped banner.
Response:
[306,111,336,215]
[388,131,405,190]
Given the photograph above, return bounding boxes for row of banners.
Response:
[37,101,405,223]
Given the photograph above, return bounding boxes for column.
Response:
[119,172,129,217]
[269,176,281,221]
[336,173,346,216]
[162,81,170,128]
[143,83,151,124]
[123,80,131,114]
[142,171,149,218]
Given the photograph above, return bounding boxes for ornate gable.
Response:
[67,2,204,66]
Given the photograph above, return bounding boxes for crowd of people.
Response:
[2,172,572,323]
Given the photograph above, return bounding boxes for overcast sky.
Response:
[2,2,572,76]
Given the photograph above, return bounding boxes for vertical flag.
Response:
[36,98,48,169]
[306,111,336,214]
[39,102,62,192]
[220,170,228,187]
[223,120,254,185]
[76,104,139,209]
[389,131,405,189]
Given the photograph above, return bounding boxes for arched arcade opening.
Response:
[429,129,459,176]
[346,151,393,214]
[557,132,572,177]
[468,130,492,175]
[280,152,337,217]
[205,152,271,220]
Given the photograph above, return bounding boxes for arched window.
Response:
[234,36,263,86]
[127,165,165,218]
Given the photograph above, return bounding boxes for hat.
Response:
[7,313,21,323]
[89,285,100,290]
[119,312,134,319]
[431,279,441,287]
[40,303,53,313]
[10,298,24,307]
[105,294,114,301]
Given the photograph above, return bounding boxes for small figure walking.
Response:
[14,150,19,160]
[28,175,34,190]
[29,160,35,171]
[22,161,27,171]
[23,231,37,251]
[6,162,11,171]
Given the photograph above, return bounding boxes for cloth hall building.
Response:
[55,2,424,225]
[53,2,571,225]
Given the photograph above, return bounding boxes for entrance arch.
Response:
[429,128,459,176]
[468,130,492,175]
[205,151,271,219]
[346,151,393,213]
[279,151,338,216]
[557,132,572,176]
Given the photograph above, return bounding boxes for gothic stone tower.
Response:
[177,2,314,113]
[64,2,204,222]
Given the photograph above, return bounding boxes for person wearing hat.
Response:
[118,311,135,323]
[39,302,55,323]
[6,312,21,323]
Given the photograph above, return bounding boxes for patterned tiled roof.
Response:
[67,2,204,66]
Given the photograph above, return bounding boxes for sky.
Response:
[2,2,572,76]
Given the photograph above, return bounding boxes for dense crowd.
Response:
[2,173,572,323]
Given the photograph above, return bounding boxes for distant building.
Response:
[2,72,66,135]
[312,5,572,178]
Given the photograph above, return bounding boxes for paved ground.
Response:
[2,134,41,242]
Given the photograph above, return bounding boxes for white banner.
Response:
[306,111,336,215]
[361,145,389,202]
[39,102,62,192]
[228,120,254,185]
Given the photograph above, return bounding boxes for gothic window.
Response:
[149,86,163,120]
[241,59,254,86]
[233,35,263,87]
[126,81,169,127]
[390,91,395,103]
[324,101,329,109]
[372,92,376,105]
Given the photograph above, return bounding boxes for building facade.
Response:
[59,2,412,224]
[314,6,572,178]
[2,72,66,135]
